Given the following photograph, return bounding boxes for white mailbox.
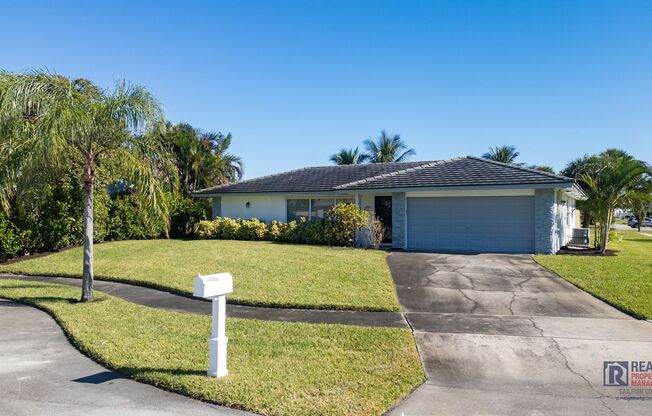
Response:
[193,272,233,378]
[193,273,233,299]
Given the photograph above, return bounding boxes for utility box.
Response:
[193,272,233,378]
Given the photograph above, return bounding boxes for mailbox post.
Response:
[193,272,233,377]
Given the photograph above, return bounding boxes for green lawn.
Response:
[0,239,399,311]
[534,231,652,319]
[0,279,423,416]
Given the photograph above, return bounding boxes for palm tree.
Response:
[482,145,520,164]
[527,165,555,174]
[164,124,243,194]
[330,147,368,165]
[0,71,175,302]
[624,176,652,232]
[199,131,243,187]
[364,130,415,163]
[580,151,649,253]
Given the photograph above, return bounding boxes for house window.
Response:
[286,197,356,222]
[311,198,336,219]
[287,199,310,222]
[335,198,355,205]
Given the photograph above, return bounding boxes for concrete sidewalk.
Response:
[0,274,407,328]
[0,299,252,416]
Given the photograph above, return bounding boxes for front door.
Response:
[374,196,392,243]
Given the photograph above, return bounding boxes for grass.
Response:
[0,239,399,311]
[534,230,652,319]
[0,279,423,416]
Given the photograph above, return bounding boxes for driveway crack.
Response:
[507,291,517,316]
[548,336,618,416]
[458,289,479,314]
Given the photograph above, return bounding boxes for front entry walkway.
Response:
[0,299,251,416]
[386,252,652,416]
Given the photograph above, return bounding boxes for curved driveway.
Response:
[386,252,652,416]
[0,299,252,416]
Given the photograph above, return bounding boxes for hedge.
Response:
[195,203,384,248]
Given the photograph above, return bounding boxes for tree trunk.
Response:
[598,208,612,255]
[81,179,94,302]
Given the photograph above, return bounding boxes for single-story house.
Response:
[193,156,585,254]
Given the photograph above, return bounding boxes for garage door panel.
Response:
[407,196,534,253]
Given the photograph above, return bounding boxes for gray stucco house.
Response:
[194,156,585,254]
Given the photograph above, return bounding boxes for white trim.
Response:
[406,189,535,198]
[340,183,574,194]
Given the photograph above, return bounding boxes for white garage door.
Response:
[407,196,535,253]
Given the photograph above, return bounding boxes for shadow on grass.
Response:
[118,366,207,378]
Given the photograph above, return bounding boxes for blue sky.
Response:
[2,0,651,179]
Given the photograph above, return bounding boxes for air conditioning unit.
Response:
[570,228,590,246]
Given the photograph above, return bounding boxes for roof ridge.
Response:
[464,156,573,181]
[335,158,458,189]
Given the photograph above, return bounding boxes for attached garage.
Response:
[406,196,535,253]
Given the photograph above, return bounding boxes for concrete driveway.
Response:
[386,252,652,416]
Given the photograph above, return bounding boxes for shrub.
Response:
[325,203,369,247]
[0,212,24,261]
[238,218,268,240]
[169,197,209,238]
[106,194,164,241]
[360,217,385,249]
[193,202,380,248]
[195,220,217,239]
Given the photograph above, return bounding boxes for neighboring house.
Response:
[193,156,585,254]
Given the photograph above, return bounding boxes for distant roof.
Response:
[193,156,574,195]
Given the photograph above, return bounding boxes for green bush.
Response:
[325,203,369,247]
[194,203,377,248]
[239,218,268,240]
[169,197,208,238]
[106,194,164,241]
[0,212,24,261]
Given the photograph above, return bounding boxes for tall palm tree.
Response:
[527,165,555,174]
[580,151,649,253]
[330,147,368,165]
[0,71,175,302]
[164,124,243,194]
[199,131,244,187]
[364,130,415,163]
[482,145,520,164]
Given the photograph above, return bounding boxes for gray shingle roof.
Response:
[337,156,573,190]
[193,161,429,194]
[193,156,573,195]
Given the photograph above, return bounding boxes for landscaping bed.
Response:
[0,279,423,416]
[0,239,400,312]
[534,230,652,319]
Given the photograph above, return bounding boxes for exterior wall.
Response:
[534,189,555,254]
[211,197,222,219]
[391,192,406,249]
[359,194,375,215]
[219,195,287,222]
[553,192,576,250]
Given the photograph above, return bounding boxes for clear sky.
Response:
[2,0,651,179]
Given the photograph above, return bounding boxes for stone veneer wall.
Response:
[391,192,406,249]
[534,189,555,254]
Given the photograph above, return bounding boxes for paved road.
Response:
[0,274,407,328]
[386,252,652,416]
[0,299,252,416]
